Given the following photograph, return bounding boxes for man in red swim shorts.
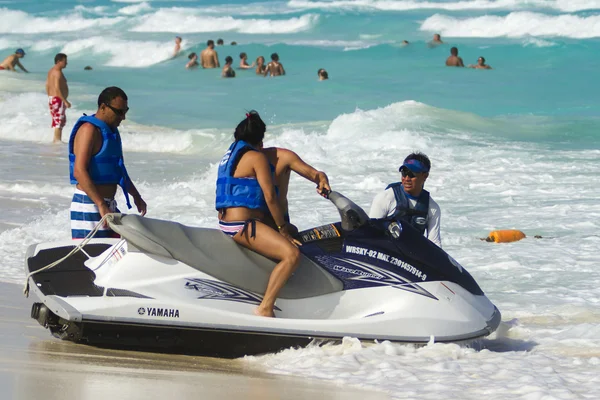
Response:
[46,53,71,143]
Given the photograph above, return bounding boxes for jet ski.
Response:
[25,192,501,358]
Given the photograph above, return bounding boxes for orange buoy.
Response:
[487,229,526,243]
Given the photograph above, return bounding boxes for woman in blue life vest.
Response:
[216,111,301,318]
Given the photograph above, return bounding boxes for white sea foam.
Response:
[421,12,600,38]
[281,39,382,50]
[60,36,183,67]
[522,37,557,47]
[118,2,152,15]
[0,8,124,34]
[174,2,300,16]
[73,5,109,14]
[287,0,600,12]
[130,9,319,34]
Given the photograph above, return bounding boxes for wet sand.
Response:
[0,282,389,400]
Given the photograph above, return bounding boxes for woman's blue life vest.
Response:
[68,114,132,209]
[386,182,430,236]
[215,140,269,212]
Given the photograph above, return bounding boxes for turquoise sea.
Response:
[1,1,599,399]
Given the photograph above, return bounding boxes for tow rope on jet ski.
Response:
[24,214,114,297]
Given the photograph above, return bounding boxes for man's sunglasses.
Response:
[104,103,129,117]
[400,168,417,179]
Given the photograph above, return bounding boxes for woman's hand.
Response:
[279,224,302,247]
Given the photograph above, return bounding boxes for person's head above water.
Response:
[450,47,458,56]
[217,38,224,45]
[478,56,486,65]
[239,52,247,60]
[225,56,233,65]
[234,110,266,147]
[15,48,25,57]
[270,53,279,62]
[175,36,182,43]
[188,52,197,59]
[207,40,215,48]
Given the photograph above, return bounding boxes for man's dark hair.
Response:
[188,52,196,59]
[320,71,328,79]
[98,86,127,107]
[405,152,431,171]
[54,53,67,64]
[234,110,266,146]
[217,38,224,45]
[225,56,233,64]
[271,53,279,61]
[239,52,247,59]
[450,47,458,56]
[207,40,214,47]
[479,56,486,63]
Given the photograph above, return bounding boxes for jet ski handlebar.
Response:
[327,191,370,231]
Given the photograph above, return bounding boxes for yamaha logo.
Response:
[138,307,146,315]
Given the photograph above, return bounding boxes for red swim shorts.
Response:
[48,96,66,128]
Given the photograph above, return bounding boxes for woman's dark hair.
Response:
[188,52,196,59]
[234,110,266,145]
[239,52,247,59]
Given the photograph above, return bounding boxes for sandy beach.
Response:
[0,282,388,400]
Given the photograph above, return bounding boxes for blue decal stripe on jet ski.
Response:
[330,257,437,299]
[185,278,282,311]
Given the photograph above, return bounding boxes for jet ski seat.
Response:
[108,214,343,299]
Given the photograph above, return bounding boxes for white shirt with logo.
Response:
[369,188,442,248]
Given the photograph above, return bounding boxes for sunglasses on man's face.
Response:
[400,168,417,179]
[104,103,129,117]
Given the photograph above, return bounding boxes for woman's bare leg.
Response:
[233,221,300,317]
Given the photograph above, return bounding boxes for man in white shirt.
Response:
[369,152,442,247]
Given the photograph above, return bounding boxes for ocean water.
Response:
[1,0,599,398]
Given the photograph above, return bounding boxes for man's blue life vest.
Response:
[386,182,430,235]
[215,140,268,212]
[68,114,132,209]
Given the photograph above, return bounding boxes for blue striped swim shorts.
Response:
[70,189,120,239]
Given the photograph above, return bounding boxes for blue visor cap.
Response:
[16,48,25,55]
[399,159,430,173]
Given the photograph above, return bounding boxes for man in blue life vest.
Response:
[68,86,147,239]
[369,152,441,248]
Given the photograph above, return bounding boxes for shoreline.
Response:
[0,281,388,400]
